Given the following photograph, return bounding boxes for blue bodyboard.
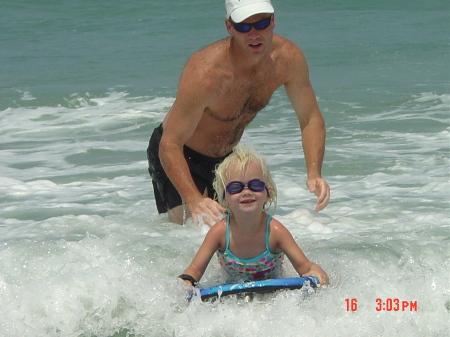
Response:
[197,277,319,301]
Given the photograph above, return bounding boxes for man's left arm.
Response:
[284,46,330,212]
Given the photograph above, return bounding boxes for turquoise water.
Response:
[0,1,449,336]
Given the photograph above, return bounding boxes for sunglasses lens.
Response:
[232,17,271,33]
[227,182,245,194]
[248,180,265,192]
[234,23,251,33]
[254,18,271,30]
[225,180,267,195]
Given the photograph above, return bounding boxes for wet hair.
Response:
[213,145,277,211]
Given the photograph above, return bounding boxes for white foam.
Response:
[0,90,448,336]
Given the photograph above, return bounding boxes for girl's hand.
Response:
[302,264,329,286]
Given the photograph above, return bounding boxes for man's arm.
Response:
[284,44,330,211]
[160,53,225,224]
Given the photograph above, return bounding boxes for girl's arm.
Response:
[181,219,226,285]
[271,220,329,285]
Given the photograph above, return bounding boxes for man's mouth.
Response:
[249,43,262,48]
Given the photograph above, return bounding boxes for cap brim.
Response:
[230,3,274,23]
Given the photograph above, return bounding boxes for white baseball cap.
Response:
[225,0,274,23]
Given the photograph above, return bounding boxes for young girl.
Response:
[179,146,329,287]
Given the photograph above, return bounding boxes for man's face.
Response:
[226,13,275,59]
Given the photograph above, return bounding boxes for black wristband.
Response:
[178,274,198,287]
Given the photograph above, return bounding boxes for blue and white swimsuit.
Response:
[216,214,284,282]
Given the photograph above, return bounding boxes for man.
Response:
[147,0,330,225]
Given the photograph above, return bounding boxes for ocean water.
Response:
[1,0,449,336]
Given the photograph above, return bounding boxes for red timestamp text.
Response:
[345,298,418,311]
[375,298,418,311]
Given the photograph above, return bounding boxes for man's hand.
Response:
[189,197,225,227]
[306,177,330,212]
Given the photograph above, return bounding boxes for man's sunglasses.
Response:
[230,16,272,33]
[224,179,269,197]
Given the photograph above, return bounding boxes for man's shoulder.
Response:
[271,34,306,71]
[273,34,301,54]
[191,38,230,60]
[183,39,230,78]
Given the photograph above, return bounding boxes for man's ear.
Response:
[225,19,233,36]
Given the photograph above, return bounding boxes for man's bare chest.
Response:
[205,82,275,122]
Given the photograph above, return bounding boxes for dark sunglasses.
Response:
[224,179,269,197]
[230,16,272,33]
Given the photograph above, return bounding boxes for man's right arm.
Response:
[159,54,225,224]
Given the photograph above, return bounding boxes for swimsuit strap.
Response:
[225,213,231,251]
[265,214,272,251]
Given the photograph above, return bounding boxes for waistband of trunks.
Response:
[157,124,232,163]
[183,144,231,164]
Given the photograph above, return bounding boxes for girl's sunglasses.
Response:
[230,16,272,33]
[224,179,269,197]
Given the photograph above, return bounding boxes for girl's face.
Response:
[224,161,269,214]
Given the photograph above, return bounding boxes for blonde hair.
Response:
[213,145,277,211]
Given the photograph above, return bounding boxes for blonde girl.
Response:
[179,146,328,286]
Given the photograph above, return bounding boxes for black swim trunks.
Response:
[147,124,230,214]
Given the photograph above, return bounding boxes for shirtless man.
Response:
[147,0,330,225]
